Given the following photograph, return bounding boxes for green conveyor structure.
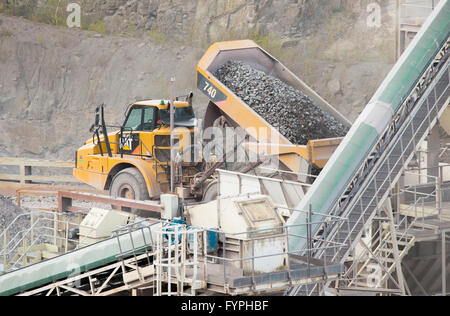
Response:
[287,0,450,256]
[0,229,153,296]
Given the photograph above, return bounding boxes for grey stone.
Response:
[215,61,349,145]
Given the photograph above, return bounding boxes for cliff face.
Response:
[0,14,205,159]
[0,0,397,159]
[69,0,396,45]
[1,0,396,45]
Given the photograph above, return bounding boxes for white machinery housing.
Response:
[79,208,132,246]
[187,195,288,275]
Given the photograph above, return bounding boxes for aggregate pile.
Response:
[215,61,349,145]
[0,195,55,268]
[0,196,27,233]
[0,195,29,256]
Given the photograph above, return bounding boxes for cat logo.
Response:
[122,138,133,151]
[121,134,139,153]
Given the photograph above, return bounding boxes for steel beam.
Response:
[57,191,162,216]
[443,232,447,296]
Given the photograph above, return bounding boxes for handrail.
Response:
[0,157,80,185]
[9,238,41,271]
[343,186,435,287]
[1,210,98,272]
[115,213,347,296]
[325,47,450,264]
[344,214,417,287]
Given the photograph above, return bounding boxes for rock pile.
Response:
[0,196,26,231]
[215,61,349,145]
[0,196,29,247]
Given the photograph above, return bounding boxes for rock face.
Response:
[215,61,349,145]
[3,1,396,45]
[0,15,206,159]
[82,0,395,45]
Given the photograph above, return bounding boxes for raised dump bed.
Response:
[197,40,351,175]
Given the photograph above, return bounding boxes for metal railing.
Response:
[401,0,440,20]
[326,165,449,293]
[113,219,160,293]
[344,212,416,290]
[154,224,205,296]
[0,157,79,186]
[111,209,348,295]
[288,37,449,296]
[0,210,96,272]
[318,41,449,261]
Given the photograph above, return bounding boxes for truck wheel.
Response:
[202,181,218,202]
[110,167,150,214]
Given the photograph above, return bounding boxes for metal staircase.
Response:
[289,38,449,296]
[1,210,92,273]
[1,211,57,271]
[344,202,417,293]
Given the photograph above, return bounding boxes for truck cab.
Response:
[119,99,196,162]
[73,96,200,202]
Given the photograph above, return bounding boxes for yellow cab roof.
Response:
[133,100,190,110]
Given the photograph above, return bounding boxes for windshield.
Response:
[159,106,196,127]
[123,106,156,131]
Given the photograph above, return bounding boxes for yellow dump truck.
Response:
[73,40,350,203]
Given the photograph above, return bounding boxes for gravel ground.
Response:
[0,195,30,266]
[0,195,28,237]
[215,61,349,145]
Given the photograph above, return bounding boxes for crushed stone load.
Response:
[215,61,349,145]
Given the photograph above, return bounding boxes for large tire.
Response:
[110,167,150,214]
[202,181,218,202]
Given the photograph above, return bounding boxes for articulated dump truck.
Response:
[73,40,350,204]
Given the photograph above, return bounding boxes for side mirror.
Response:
[90,105,101,132]
[124,104,132,117]
[94,106,100,127]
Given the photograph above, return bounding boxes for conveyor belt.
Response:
[286,0,449,296]
[0,228,153,296]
